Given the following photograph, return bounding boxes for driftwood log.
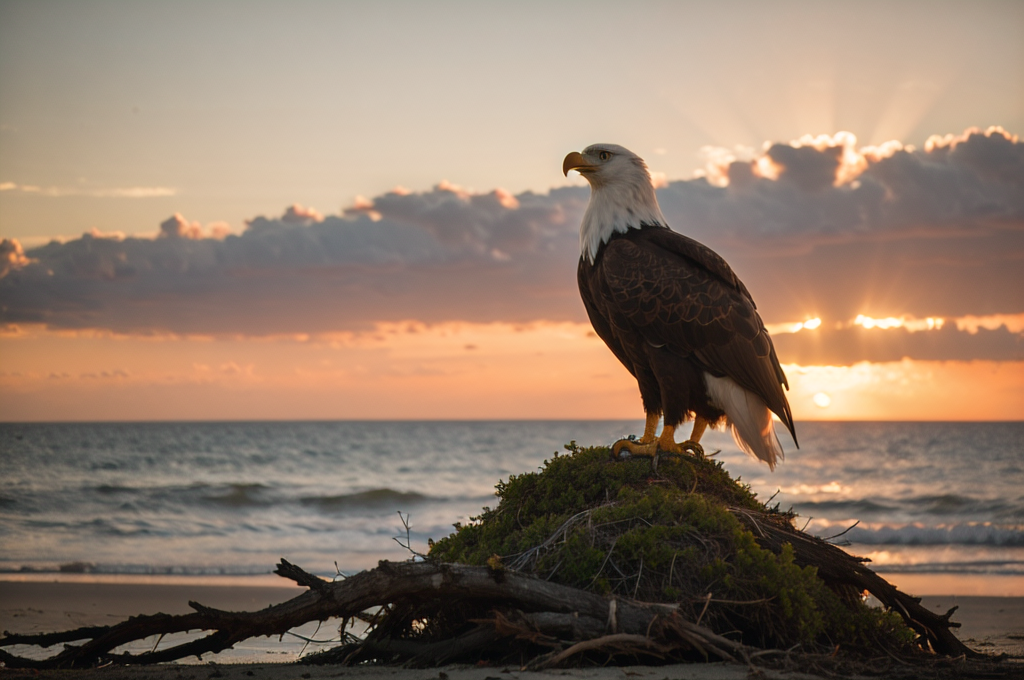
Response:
[1,560,753,670]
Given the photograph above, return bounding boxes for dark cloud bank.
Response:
[2,127,1022,365]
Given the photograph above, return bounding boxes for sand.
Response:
[2,579,1022,679]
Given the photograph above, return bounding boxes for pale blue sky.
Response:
[2,0,1022,242]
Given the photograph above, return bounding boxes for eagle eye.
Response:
[598,151,611,161]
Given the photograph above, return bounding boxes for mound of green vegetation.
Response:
[429,443,914,653]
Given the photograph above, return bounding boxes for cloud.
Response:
[281,204,324,224]
[667,126,1024,246]
[0,183,584,335]
[80,369,130,380]
[1,127,1021,366]
[773,323,1024,364]
[0,182,177,197]
[1,239,32,278]
[159,213,204,239]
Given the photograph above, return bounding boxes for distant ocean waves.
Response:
[794,493,1024,520]
[802,518,1024,576]
[87,482,458,514]
[796,492,1024,575]
[796,492,1024,549]
[0,480,498,576]
[1,420,1022,578]
[813,519,1024,548]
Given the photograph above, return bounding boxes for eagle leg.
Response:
[611,412,660,459]
[681,416,708,459]
[655,424,686,454]
[654,420,707,458]
[636,411,660,444]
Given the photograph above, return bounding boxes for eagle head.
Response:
[563,144,668,262]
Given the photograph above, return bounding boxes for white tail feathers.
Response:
[704,373,784,470]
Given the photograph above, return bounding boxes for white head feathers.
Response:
[563,144,668,262]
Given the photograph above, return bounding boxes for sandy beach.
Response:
[2,577,1022,679]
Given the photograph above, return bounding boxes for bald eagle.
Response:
[564,144,796,469]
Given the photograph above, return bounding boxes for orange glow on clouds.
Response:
[954,314,1024,334]
[767,313,1023,336]
[1,323,1021,422]
[854,314,944,331]
[765,317,821,335]
[699,126,1016,190]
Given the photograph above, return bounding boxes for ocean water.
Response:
[0,420,1021,580]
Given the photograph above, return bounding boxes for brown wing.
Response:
[578,256,637,378]
[597,227,796,442]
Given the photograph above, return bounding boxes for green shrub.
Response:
[430,444,915,652]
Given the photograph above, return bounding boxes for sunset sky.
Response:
[1,0,1022,422]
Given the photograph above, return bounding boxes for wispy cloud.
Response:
[0,182,177,198]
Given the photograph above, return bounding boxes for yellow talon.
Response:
[611,418,707,461]
[611,412,661,459]
[611,437,658,459]
[680,440,705,459]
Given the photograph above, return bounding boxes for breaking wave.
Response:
[808,521,1024,547]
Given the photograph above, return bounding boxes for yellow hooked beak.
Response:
[562,151,595,177]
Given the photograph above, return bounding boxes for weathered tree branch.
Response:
[729,507,975,658]
[0,559,752,669]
